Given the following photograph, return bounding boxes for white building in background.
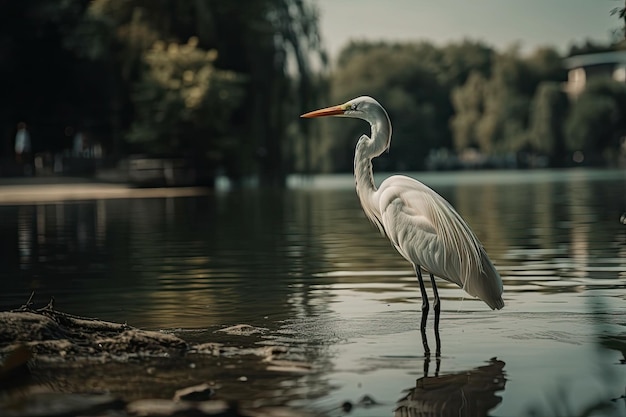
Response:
[563,50,626,99]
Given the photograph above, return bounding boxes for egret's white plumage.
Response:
[302,96,504,347]
[375,175,503,309]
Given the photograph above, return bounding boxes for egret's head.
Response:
[300,96,384,122]
[301,96,392,153]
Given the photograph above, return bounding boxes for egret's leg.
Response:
[415,266,430,329]
[415,265,430,356]
[429,273,441,357]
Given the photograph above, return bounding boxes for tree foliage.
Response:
[327,40,493,171]
[450,45,565,157]
[0,0,325,185]
[127,38,244,159]
[564,79,626,163]
[450,72,486,151]
[324,39,623,170]
[326,40,579,170]
[86,0,326,184]
[527,82,568,159]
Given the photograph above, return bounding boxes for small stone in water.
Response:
[127,399,191,416]
[173,383,215,402]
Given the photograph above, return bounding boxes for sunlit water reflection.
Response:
[0,169,625,416]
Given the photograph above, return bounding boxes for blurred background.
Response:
[0,0,625,187]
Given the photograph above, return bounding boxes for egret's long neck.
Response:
[354,113,391,198]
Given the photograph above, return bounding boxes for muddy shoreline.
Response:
[0,301,317,417]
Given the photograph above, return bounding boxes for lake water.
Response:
[0,169,625,416]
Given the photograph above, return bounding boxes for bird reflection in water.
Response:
[395,358,506,417]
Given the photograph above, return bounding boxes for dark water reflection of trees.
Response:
[0,169,624,315]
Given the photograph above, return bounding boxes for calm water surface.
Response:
[0,169,625,416]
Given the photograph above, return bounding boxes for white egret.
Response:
[301,96,504,354]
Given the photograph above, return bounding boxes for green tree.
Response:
[527,82,568,163]
[564,79,626,164]
[127,38,244,158]
[328,40,482,171]
[451,48,529,154]
[86,0,325,185]
[450,71,486,150]
[525,47,567,87]
[438,40,494,86]
[450,46,565,158]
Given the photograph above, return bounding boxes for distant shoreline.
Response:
[0,177,210,205]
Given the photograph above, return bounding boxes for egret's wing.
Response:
[376,175,484,289]
[382,195,445,276]
[375,175,504,309]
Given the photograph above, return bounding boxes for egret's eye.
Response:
[350,102,357,111]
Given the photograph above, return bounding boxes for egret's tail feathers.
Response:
[464,249,504,310]
[485,295,505,310]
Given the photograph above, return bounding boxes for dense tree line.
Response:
[314,39,625,173]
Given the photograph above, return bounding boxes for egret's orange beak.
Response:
[300,104,346,118]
